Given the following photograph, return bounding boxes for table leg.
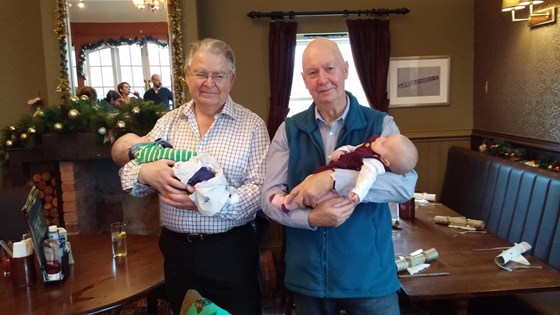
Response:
[147,283,167,315]
[453,298,469,315]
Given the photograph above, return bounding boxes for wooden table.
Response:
[393,203,560,313]
[0,234,164,314]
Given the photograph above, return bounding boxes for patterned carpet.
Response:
[103,298,173,315]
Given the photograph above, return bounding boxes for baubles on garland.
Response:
[68,109,80,119]
[53,122,64,132]
[116,120,126,129]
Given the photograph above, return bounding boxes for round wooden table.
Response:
[0,234,164,314]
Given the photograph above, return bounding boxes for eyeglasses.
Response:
[189,71,229,84]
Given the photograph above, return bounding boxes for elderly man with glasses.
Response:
[114,38,269,315]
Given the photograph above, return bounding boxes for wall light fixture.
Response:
[502,0,556,27]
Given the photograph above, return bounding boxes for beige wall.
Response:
[1,0,473,136]
[0,0,52,129]
[193,0,473,138]
[192,0,474,195]
[0,0,474,195]
[474,0,560,143]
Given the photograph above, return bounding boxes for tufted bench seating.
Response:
[440,146,560,314]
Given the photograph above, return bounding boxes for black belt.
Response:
[163,222,252,243]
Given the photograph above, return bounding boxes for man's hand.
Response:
[138,159,198,210]
[285,170,333,208]
[308,196,356,227]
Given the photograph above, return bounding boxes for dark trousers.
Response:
[159,223,262,315]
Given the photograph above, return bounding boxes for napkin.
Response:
[496,242,531,265]
[414,192,436,201]
[12,238,34,259]
[494,242,537,271]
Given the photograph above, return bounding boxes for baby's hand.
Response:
[348,192,360,204]
[330,150,345,161]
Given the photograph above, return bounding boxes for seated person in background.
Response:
[117,82,139,104]
[112,133,238,216]
[103,90,122,109]
[77,86,98,103]
[271,134,418,212]
[143,74,174,109]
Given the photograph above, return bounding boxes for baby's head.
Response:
[111,133,148,167]
[368,134,418,174]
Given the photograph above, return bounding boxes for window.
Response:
[81,43,171,99]
[287,33,369,117]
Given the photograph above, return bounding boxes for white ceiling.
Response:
[68,0,167,23]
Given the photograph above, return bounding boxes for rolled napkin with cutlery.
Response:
[396,248,439,272]
[495,242,533,271]
[414,192,436,201]
[434,215,485,230]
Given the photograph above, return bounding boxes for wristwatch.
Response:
[330,170,336,191]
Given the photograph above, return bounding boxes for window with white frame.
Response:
[82,43,171,99]
[287,33,369,117]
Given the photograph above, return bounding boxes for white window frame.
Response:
[81,43,171,99]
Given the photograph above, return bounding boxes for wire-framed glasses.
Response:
[189,71,230,84]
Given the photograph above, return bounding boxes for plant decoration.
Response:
[76,36,167,80]
[0,96,167,162]
[479,138,560,173]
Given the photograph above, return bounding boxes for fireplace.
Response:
[8,134,161,236]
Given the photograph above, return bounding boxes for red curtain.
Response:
[266,21,297,139]
[346,19,391,112]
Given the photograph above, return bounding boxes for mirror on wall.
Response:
[57,0,185,105]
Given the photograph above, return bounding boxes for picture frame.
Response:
[388,56,451,107]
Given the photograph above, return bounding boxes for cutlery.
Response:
[398,272,450,278]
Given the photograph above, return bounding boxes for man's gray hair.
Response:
[184,38,236,73]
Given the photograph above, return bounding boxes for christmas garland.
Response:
[0,96,166,162]
[77,36,168,79]
[479,139,560,173]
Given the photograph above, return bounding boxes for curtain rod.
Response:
[247,8,410,20]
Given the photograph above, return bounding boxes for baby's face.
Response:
[369,137,391,156]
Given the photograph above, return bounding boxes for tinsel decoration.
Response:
[54,0,71,101]
[167,0,186,105]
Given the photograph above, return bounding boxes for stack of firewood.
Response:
[28,171,59,226]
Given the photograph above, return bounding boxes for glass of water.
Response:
[111,222,127,258]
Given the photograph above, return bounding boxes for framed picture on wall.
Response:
[388,56,450,107]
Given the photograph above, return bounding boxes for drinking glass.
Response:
[111,222,127,258]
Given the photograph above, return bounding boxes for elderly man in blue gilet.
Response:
[261,38,418,315]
